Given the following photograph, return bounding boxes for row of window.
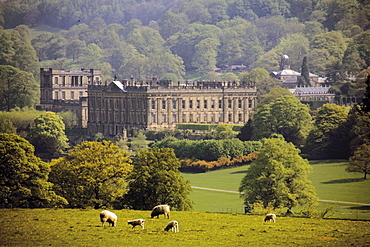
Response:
[151,99,254,110]
[54,91,84,100]
[53,76,100,86]
[151,112,245,123]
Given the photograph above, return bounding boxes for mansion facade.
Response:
[38,68,102,128]
[87,79,257,137]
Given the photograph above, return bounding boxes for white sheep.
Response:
[164,220,179,232]
[151,204,170,219]
[128,219,145,229]
[264,213,276,223]
[100,210,117,227]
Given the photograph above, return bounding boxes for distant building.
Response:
[38,68,102,128]
[270,55,321,88]
[289,86,335,109]
[87,79,257,137]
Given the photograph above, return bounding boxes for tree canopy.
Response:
[252,95,312,146]
[49,141,133,208]
[123,147,193,211]
[239,137,317,210]
[0,133,67,208]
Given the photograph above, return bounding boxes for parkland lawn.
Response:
[0,208,369,246]
[182,159,370,220]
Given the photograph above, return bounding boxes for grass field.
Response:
[1,208,369,246]
[182,159,370,220]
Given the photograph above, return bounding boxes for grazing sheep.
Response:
[264,213,276,223]
[151,204,170,219]
[100,210,117,227]
[128,219,145,229]
[164,220,179,232]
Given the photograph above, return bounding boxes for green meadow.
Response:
[1,208,369,246]
[182,159,370,220]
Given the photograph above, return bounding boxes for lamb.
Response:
[128,219,145,229]
[100,210,117,227]
[151,204,170,219]
[164,220,179,232]
[264,213,276,223]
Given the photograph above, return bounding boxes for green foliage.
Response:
[304,103,349,159]
[252,95,312,146]
[0,115,16,133]
[49,141,133,208]
[298,56,310,87]
[57,111,78,129]
[239,138,317,210]
[347,144,370,179]
[0,65,39,111]
[213,123,235,140]
[27,112,69,156]
[123,147,193,211]
[0,133,67,208]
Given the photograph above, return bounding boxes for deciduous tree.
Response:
[123,147,193,210]
[0,133,67,208]
[346,144,370,179]
[239,137,317,210]
[49,141,133,208]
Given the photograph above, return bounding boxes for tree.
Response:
[298,56,310,87]
[0,133,67,208]
[123,147,193,211]
[27,112,69,157]
[303,104,349,159]
[0,65,39,111]
[49,141,133,208]
[346,144,370,179]
[214,123,235,140]
[252,95,312,146]
[237,119,253,141]
[258,87,291,107]
[239,137,317,210]
[0,115,16,133]
[57,111,78,129]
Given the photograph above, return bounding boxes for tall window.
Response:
[172,100,177,109]
[162,100,166,109]
[238,99,242,108]
[218,113,222,122]
[152,100,155,109]
[228,99,232,108]
[203,113,207,122]
[172,114,177,123]
[182,114,186,122]
[162,114,166,123]
[211,100,215,108]
[238,113,242,122]
[196,100,200,108]
[228,113,232,122]
[62,91,65,100]
[211,113,215,122]
[55,91,59,100]
[189,114,193,122]
[189,100,193,108]
[182,100,186,109]
[152,114,156,123]
[196,114,200,122]
[71,91,75,100]
[249,99,253,108]
[79,91,83,97]
[54,77,58,85]
[204,100,207,108]
[218,99,222,108]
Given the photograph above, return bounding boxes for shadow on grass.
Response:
[322,178,364,184]
[348,206,370,210]
[230,170,248,174]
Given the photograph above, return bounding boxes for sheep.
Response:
[264,213,276,223]
[164,220,179,232]
[128,219,145,229]
[151,204,170,219]
[100,210,117,227]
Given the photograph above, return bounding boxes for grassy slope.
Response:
[1,208,369,246]
[182,160,370,220]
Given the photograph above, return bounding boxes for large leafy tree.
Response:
[49,141,133,208]
[252,95,312,146]
[27,112,69,156]
[123,147,193,211]
[346,144,370,179]
[239,137,317,210]
[0,65,39,111]
[0,133,67,208]
[304,104,349,159]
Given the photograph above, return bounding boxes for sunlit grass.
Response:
[1,208,369,246]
